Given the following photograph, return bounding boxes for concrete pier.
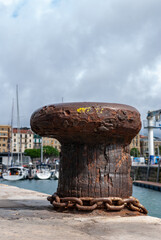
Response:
[0,183,161,240]
[133,180,161,191]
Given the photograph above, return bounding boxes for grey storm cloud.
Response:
[0,0,161,131]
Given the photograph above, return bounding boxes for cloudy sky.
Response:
[0,0,161,135]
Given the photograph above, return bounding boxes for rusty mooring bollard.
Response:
[30,102,147,213]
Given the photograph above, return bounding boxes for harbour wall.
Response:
[131,165,161,183]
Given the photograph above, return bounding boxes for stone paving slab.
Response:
[0,184,161,240]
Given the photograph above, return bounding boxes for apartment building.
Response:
[33,134,42,149]
[43,137,61,152]
[140,135,161,156]
[0,125,61,154]
[0,125,11,153]
[129,134,140,153]
[12,128,34,153]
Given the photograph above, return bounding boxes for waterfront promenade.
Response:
[0,184,161,239]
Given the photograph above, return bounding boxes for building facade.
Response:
[12,128,34,153]
[140,135,161,156]
[0,125,11,153]
[43,137,61,152]
[33,134,61,152]
[33,134,42,149]
[129,134,140,154]
[0,125,61,154]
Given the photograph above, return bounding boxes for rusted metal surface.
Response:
[47,193,148,214]
[30,102,141,144]
[30,102,141,199]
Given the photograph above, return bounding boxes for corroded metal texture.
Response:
[57,143,132,198]
[30,102,141,198]
[30,102,141,144]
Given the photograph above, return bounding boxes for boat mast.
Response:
[7,127,10,170]
[16,85,21,165]
[41,137,43,163]
[10,99,14,166]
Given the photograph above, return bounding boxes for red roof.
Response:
[13,128,33,134]
[140,135,148,139]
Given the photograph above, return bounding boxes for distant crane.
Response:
[144,109,161,163]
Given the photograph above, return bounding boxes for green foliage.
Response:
[130,148,140,157]
[43,146,59,158]
[24,149,41,159]
[24,146,59,159]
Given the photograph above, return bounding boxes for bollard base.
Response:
[58,143,132,198]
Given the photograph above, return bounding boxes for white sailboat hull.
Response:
[2,166,28,181]
[53,170,59,180]
[2,174,25,181]
[35,171,51,180]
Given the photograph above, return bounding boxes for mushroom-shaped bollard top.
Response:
[30,102,141,145]
[30,102,141,198]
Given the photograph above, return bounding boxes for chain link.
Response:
[47,192,148,214]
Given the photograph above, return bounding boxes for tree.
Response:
[43,146,59,158]
[24,146,59,159]
[24,148,41,159]
[130,148,140,157]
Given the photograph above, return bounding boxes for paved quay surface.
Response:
[0,183,161,240]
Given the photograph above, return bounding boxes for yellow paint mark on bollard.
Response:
[96,108,104,114]
[77,107,104,114]
[77,107,91,113]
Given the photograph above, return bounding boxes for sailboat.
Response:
[2,166,28,181]
[2,85,28,181]
[51,160,59,180]
[35,138,51,180]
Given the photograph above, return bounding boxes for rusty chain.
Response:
[47,193,148,214]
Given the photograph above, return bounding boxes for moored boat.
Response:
[52,169,59,180]
[51,161,59,180]
[2,166,28,181]
[35,163,51,180]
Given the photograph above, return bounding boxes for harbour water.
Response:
[0,179,161,219]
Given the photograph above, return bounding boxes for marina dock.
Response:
[0,184,161,240]
[133,181,161,191]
